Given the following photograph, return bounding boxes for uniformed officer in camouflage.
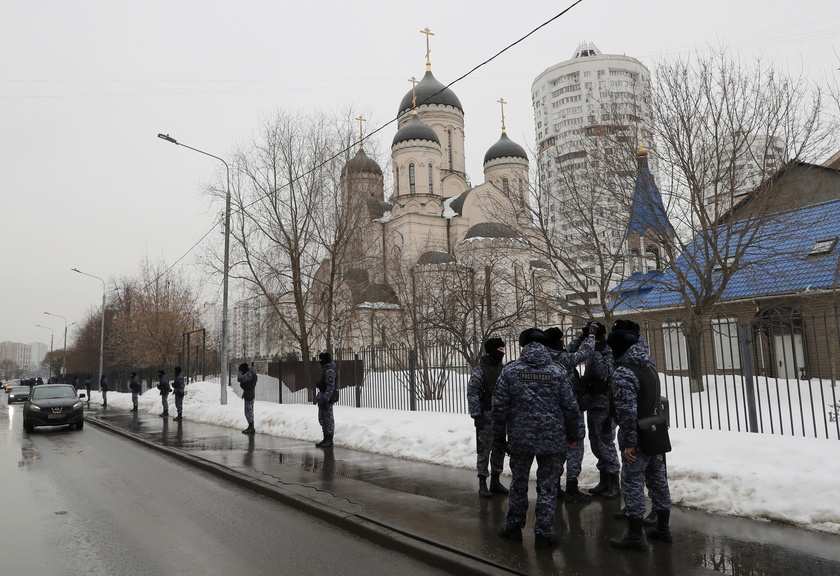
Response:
[580,322,621,499]
[467,337,508,497]
[493,328,582,549]
[172,366,186,421]
[608,320,672,551]
[544,324,597,503]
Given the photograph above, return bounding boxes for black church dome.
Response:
[392,114,440,147]
[483,132,528,164]
[398,70,463,116]
[342,148,382,177]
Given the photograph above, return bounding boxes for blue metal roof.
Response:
[614,198,840,310]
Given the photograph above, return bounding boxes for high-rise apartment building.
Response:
[531,42,653,303]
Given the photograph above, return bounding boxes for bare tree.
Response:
[639,50,840,389]
[210,109,361,363]
[107,256,201,367]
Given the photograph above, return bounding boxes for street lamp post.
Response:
[35,324,54,379]
[44,312,68,379]
[71,268,106,392]
[157,133,230,405]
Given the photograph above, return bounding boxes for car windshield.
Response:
[31,386,76,400]
[11,387,29,394]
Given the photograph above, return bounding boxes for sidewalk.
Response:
[87,406,840,576]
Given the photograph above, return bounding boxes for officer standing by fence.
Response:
[238,362,257,434]
[494,328,582,549]
[608,320,673,551]
[315,352,337,448]
[129,371,141,412]
[172,366,185,421]
[467,337,508,498]
[157,369,171,417]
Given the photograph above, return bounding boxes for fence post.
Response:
[278,359,283,404]
[739,323,759,433]
[354,353,362,408]
[409,348,417,411]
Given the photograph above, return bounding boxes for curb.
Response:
[87,416,525,576]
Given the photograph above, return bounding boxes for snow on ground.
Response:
[90,381,840,535]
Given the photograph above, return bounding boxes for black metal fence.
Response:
[234,305,840,441]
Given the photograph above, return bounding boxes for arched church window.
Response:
[428,165,433,194]
[447,130,453,169]
[409,163,416,195]
[395,166,400,195]
[518,179,524,200]
[502,177,510,197]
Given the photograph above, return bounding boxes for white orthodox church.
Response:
[313,40,561,351]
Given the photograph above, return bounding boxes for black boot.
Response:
[614,507,628,520]
[489,474,509,495]
[646,509,672,543]
[643,509,658,526]
[478,476,492,498]
[242,424,255,434]
[316,434,333,448]
[564,478,592,503]
[589,470,610,495]
[603,473,621,499]
[610,517,648,551]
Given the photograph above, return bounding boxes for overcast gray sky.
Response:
[2,0,837,346]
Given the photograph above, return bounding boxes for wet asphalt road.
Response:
[0,403,450,576]
[7,400,840,575]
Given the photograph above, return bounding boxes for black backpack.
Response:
[618,363,671,455]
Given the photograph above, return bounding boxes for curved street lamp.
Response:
[157,133,230,405]
[43,312,73,378]
[71,268,106,390]
[35,324,54,379]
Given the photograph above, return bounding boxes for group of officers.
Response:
[467,319,672,551]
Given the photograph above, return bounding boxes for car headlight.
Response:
[29,404,42,412]
[72,401,82,409]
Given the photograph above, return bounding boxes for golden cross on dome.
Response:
[636,121,647,156]
[355,115,366,149]
[408,76,419,110]
[420,27,435,70]
[497,97,508,132]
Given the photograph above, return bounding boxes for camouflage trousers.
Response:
[318,402,335,435]
[174,394,184,416]
[475,412,505,478]
[131,391,139,409]
[620,450,671,518]
[244,399,254,425]
[161,394,169,413]
[586,407,620,475]
[505,453,563,538]
[559,412,586,481]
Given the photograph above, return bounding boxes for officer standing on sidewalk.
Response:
[315,352,337,448]
[467,337,508,498]
[157,369,171,417]
[129,372,141,412]
[608,320,673,552]
[172,366,185,421]
[494,328,582,549]
[237,362,257,434]
[100,374,109,407]
[544,324,597,503]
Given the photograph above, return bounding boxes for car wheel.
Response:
[75,421,84,430]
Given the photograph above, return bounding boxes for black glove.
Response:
[589,321,604,336]
[473,415,484,429]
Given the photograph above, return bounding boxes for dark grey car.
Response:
[7,386,30,404]
[23,384,85,432]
